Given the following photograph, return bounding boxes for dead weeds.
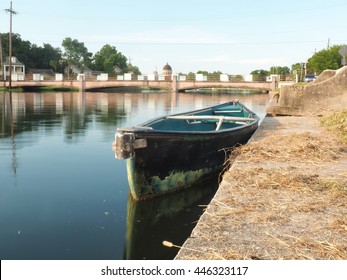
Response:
[320,110,347,143]
[176,118,347,260]
[212,162,347,260]
[180,167,347,260]
[233,132,344,163]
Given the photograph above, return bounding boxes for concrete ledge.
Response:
[267,66,347,116]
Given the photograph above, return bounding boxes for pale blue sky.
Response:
[1,0,346,74]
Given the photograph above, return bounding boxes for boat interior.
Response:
[143,105,256,132]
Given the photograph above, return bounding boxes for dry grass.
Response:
[320,110,347,143]
[218,167,346,259]
[233,132,344,163]
[178,167,347,260]
[176,121,347,260]
[223,167,346,194]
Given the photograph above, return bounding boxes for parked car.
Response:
[304,74,316,82]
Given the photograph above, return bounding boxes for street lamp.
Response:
[5,1,17,90]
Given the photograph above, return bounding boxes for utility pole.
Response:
[5,1,17,90]
[0,34,3,81]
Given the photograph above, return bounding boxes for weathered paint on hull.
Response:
[127,159,215,200]
[126,123,258,200]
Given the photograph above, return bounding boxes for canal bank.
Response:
[174,115,347,260]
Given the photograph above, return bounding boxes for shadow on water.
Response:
[123,175,219,260]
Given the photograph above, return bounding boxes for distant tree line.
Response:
[179,45,344,82]
[0,33,141,77]
[1,33,343,82]
[251,45,345,81]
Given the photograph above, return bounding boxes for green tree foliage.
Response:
[62,37,92,70]
[1,33,31,66]
[291,63,302,72]
[251,45,344,80]
[269,66,290,75]
[93,44,127,74]
[1,33,63,71]
[30,43,62,72]
[197,70,222,81]
[127,63,142,75]
[250,69,269,81]
[291,62,306,81]
[307,45,342,74]
[0,33,142,76]
[196,70,209,76]
[230,74,244,82]
[186,72,195,80]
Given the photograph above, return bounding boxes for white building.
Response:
[3,56,25,81]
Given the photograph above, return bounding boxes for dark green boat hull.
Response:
[114,101,259,200]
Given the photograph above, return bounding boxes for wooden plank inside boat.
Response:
[166,115,256,122]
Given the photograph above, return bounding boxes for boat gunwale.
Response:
[116,101,260,136]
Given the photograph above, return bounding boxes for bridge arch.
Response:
[177,81,273,92]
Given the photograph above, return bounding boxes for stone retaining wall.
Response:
[267,66,347,116]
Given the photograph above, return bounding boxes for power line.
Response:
[83,40,344,46]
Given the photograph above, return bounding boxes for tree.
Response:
[92,44,127,74]
[1,33,31,68]
[269,66,290,75]
[62,37,92,78]
[196,70,209,76]
[1,33,62,72]
[196,70,223,81]
[291,62,306,82]
[127,63,141,75]
[0,33,142,78]
[186,72,195,81]
[30,43,62,72]
[230,74,244,82]
[307,45,342,74]
[250,69,269,81]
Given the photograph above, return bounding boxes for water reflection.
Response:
[0,90,268,260]
[0,91,268,141]
[124,176,219,260]
[1,93,17,175]
[0,92,126,141]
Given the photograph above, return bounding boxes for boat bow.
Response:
[113,132,147,159]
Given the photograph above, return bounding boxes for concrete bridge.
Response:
[2,76,275,92]
[176,79,275,92]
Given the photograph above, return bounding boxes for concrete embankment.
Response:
[175,116,347,260]
[267,66,347,116]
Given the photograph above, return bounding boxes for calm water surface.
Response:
[0,91,269,260]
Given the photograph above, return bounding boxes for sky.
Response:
[0,0,346,75]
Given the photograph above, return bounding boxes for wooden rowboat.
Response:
[112,100,259,200]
